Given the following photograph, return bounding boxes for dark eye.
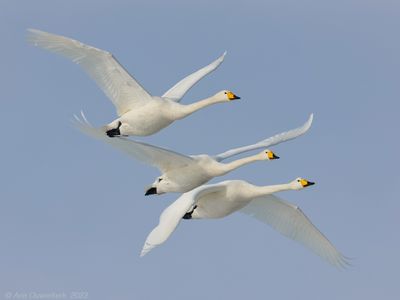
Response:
[158,178,163,182]
[297,179,300,182]
[224,92,227,94]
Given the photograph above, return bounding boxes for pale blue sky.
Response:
[1,0,400,299]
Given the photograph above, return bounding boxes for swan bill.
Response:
[267,151,279,160]
[145,187,158,196]
[227,91,240,100]
[300,179,315,187]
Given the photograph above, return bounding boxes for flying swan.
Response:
[27,29,240,137]
[74,113,313,195]
[140,178,348,268]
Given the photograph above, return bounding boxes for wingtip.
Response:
[217,51,227,62]
[26,28,46,38]
[27,28,39,33]
[80,110,90,124]
[26,28,38,44]
[303,113,314,131]
[71,114,80,124]
[70,111,107,139]
[335,256,352,270]
[26,28,49,45]
[140,243,155,257]
[71,110,90,124]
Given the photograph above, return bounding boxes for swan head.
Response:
[291,177,315,190]
[260,149,280,160]
[145,176,182,195]
[145,177,166,196]
[216,90,241,101]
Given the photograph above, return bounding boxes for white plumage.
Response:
[73,113,312,195]
[28,29,238,137]
[140,179,348,268]
[27,29,347,268]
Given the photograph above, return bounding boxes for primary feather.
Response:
[214,114,313,161]
[73,113,193,173]
[240,194,348,268]
[28,28,152,116]
[162,51,226,102]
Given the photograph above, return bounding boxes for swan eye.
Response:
[297,179,300,182]
[158,178,163,182]
[224,92,227,94]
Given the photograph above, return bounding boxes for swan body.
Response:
[148,150,279,194]
[27,29,239,137]
[140,178,348,268]
[106,91,237,136]
[74,113,312,195]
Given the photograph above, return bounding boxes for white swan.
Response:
[140,178,348,268]
[74,113,313,195]
[27,29,240,137]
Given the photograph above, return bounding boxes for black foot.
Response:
[145,187,157,196]
[183,205,197,219]
[106,121,122,137]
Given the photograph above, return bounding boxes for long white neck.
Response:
[215,154,265,176]
[174,95,226,119]
[246,183,294,198]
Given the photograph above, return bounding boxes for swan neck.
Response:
[175,95,223,119]
[250,183,293,198]
[217,155,262,175]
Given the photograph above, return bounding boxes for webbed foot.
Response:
[183,205,197,219]
[106,121,122,137]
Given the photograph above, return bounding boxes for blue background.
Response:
[1,0,399,299]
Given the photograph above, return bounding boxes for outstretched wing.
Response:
[162,52,226,102]
[240,194,348,268]
[140,183,227,257]
[73,112,194,173]
[28,29,153,116]
[214,114,313,162]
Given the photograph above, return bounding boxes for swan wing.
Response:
[73,113,194,173]
[214,114,313,162]
[28,29,153,116]
[240,194,348,268]
[140,183,227,256]
[162,52,226,102]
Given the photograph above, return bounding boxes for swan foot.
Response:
[106,121,122,137]
[145,187,157,196]
[183,205,197,220]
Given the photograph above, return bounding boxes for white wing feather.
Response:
[162,52,226,102]
[73,112,194,173]
[140,192,195,257]
[240,194,348,268]
[214,114,313,161]
[140,184,226,256]
[28,29,153,116]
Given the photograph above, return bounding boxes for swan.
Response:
[140,178,348,268]
[27,29,240,137]
[73,113,313,195]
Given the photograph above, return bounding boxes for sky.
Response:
[1,0,400,299]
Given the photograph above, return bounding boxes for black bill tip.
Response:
[145,187,157,196]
